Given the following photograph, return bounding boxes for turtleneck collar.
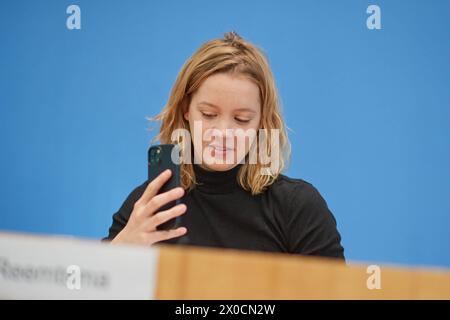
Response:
[193,164,242,194]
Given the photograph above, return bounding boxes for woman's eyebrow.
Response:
[197,101,219,109]
[197,101,256,114]
[234,108,257,114]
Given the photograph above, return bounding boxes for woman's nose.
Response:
[215,119,237,136]
[208,123,236,146]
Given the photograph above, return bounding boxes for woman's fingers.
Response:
[146,203,187,230]
[151,227,188,243]
[144,187,185,216]
[135,169,172,207]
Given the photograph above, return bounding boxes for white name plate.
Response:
[0,232,159,299]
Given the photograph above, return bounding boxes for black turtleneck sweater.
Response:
[104,165,345,259]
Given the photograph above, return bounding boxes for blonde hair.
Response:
[151,31,290,195]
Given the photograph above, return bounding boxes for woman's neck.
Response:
[193,163,242,194]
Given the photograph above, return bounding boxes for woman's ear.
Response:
[183,97,192,121]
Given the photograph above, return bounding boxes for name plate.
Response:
[0,232,158,299]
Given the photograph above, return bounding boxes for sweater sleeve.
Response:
[286,182,345,260]
[102,181,149,241]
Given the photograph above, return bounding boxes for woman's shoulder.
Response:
[265,173,333,219]
[268,173,322,199]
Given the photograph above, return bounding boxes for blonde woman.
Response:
[104,32,344,259]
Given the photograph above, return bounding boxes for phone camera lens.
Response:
[150,147,161,165]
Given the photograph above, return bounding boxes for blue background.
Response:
[1,0,449,268]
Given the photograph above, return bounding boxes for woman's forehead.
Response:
[193,74,261,111]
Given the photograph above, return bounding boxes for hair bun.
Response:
[223,31,245,49]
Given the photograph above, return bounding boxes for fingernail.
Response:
[179,227,187,234]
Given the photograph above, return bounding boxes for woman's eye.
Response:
[235,118,251,123]
[201,112,217,119]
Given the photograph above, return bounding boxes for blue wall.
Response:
[1,0,449,268]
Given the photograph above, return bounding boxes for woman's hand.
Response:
[111,169,187,246]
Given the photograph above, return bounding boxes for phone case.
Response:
[148,144,181,230]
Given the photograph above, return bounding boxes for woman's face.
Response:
[184,72,261,171]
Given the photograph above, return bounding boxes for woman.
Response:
[104,31,345,259]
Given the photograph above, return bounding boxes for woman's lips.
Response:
[208,145,235,157]
[209,144,234,150]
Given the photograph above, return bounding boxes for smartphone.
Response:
[148,144,181,231]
